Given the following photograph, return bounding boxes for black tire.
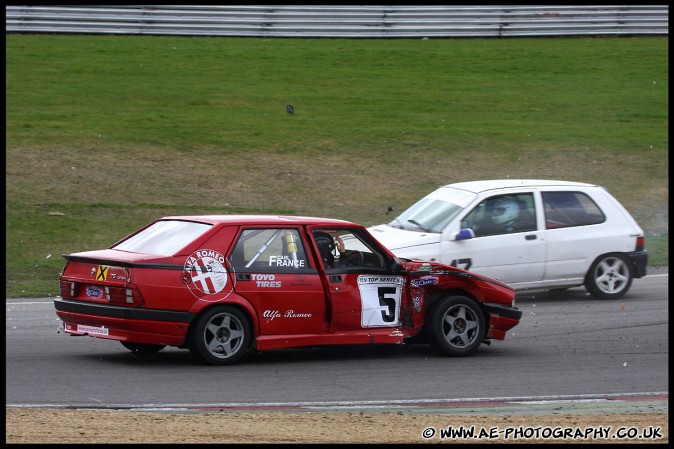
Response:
[189,305,251,366]
[120,341,166,354]
[426,295,486,356]
[585,253,633,300]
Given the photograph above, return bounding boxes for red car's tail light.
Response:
[105,284,145,305]
[636,236,645,251]
[59,280,144,305]
[60,280,76,298]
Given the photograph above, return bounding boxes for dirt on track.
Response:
[5,408,668,444]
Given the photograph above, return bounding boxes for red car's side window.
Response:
[229,228,313,272]
[310,228,387,271]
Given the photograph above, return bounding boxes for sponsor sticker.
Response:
[411,276,439,287]
[413,295,424,312]
[76,324,109,336]
[86,286,103,298]
[252,273,282,288]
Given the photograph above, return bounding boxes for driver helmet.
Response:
[491,197,520,225]
[313,231,335,267]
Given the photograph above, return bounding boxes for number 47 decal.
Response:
[450,258,472,271]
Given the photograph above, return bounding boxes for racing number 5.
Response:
[378,287,397,322]
[357,275,403,328]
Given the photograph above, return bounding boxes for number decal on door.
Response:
[357,275,403,327]
[450,258,472,271]
[378,287,397,322]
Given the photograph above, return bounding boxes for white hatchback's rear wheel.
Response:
[585,253,633,300]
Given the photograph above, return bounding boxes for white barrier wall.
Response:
[5,5,669,38]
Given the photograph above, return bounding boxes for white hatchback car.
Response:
[369,179,648,299]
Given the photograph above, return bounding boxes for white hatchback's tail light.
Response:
[635,236,645,251]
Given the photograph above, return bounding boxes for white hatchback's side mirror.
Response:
[455,228,475,241]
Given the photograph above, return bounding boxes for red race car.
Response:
[55,215,521,365]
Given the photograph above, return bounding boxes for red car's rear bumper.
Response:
[54,298,192,346]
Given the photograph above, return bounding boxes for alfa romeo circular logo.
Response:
[183,249,231,300]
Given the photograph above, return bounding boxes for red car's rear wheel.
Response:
[189,306,251,366]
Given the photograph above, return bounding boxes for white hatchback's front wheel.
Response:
[585,253,633,300]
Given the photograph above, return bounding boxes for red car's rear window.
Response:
[112,220,211,256]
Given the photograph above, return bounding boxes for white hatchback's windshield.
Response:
[112,220,211,256]
[390,187,476,233]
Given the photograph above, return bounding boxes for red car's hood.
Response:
[400,258,515,292]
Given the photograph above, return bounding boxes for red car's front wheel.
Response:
[426,295,486,356]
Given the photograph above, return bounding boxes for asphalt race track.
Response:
[5,273,668,414]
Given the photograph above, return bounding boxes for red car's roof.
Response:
[159,214,358,227]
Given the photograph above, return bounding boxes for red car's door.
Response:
[308,227,405,333]
[326,273,404,331]
[228,227,328,336]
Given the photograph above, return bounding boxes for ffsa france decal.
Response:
[183,249,233,301]
[357,275,403,328]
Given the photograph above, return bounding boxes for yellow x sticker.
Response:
[95,265,109,281]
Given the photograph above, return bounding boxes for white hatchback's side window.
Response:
[461,193,537,237]
[543,192,606,229]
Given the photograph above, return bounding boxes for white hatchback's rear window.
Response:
[112,220,211,256]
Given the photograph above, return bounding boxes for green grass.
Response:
[5,35,668,297]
